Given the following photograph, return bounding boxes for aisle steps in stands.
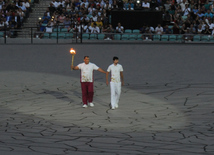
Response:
[17,0,52,38]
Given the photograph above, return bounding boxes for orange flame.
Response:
[70,48,76,54]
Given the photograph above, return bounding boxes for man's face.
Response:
[84,57,90,64]
[114,59,119,64]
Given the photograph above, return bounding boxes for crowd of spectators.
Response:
[0,0,31,37]
[36,0,214,40]
[1,0,214,39]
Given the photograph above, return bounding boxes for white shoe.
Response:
[111,107,115,110]
[89,103,94,107]
[115,104,118,108]
[82,104,88,108]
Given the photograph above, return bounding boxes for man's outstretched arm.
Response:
[71,65,79,70]
[97,68,107,74]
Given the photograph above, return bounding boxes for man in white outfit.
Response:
[106,57,124,110]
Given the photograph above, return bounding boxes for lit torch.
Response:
[70,48,76,70]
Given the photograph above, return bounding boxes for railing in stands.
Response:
[0,26,214,44]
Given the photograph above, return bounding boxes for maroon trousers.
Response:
[81,82,94,105]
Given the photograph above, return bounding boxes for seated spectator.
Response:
[208,19,214,30]
[63,16,71,29]
[83,22,91,33]
[163,11,172,25]
[17,7,25,22]
[163,25,172,34]
[172,23,180,34]
[197,24,203,34]
[202,25,211,34]
[103,24,114,40]
[40,12,51,31]
[45,21,53,33]
[59,0,65,8]
[141,27,152,40]
[197,9,204,19]
[176,5,183,17]
[13,11,22,28]
[168,5,175,15]
[42,12,51,24]
[52,0,59,8]
[180,0,186,11]
[104,1,112,10]
[155,24,163,34]
[204,9,213,19]
[142,0,150,9]
[184,27,193,41]
[19,2,27,13]
[189,0,196,10]
[58,13,66,25]
[149,26,155,33]
[125,0,134,10]
[9,18,18,37]
[139,25,147,33]
[96,17,103,30]
[5,12,12,23]
[126,4,134,10]
[184,14,193,28]
[183,4,191,16]
[22,0,31,11]
[74,0,81,11]
[112,0,119,10]
[81,0,89,9]
[91,12,97,22]
[192,6,199,15]
[164,0,170,11]
[116,22,124,33]
[204,0,211,10]
[88,4,96,15]
[49,3,56,16]
[189,24,196,34]
[90,23,100,33]
[180,24,187,34]
[45,8,51,17]
[100,13,108,26]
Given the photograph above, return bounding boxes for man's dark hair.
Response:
[84,56,89,59]
[113,56,119,61]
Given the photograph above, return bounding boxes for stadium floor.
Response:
[0,44,214,154]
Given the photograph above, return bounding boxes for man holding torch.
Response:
[71,56,107,108]
[106,56,124,110]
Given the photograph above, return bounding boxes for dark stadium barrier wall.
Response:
[111,10,163,29]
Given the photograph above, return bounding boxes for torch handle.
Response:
[72,54,75,66]
[71,54,75,70]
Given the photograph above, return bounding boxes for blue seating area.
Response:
[40,32,214,42]
[39,28,214,42]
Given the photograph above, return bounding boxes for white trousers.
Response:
[110,82,121,108]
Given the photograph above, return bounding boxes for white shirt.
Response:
[107,64,123,83]
[90,26,100,33]
[77,62,99,82]
[22,2,30,8]
[155,26,163,34]
[116,26,124,33]
[183,8,190,16]
[142,2,150,8]
[209,23,214,30]
[81,1,89,8]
